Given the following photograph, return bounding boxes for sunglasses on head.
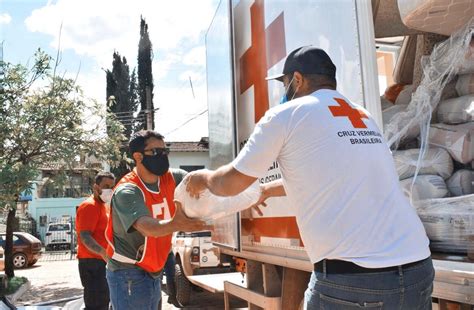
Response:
[142,147,170,156]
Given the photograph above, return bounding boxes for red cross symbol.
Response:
[328,98,369,129]
[240,0,286,123]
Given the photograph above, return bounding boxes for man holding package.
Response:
[105,130,211,309]
[185,46,434,309]
[76,171,115,310]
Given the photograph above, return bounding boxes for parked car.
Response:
[0,232,42,268]
[45,222,74,251]
[0,247,4,271]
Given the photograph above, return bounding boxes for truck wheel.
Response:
[175,262,192,306]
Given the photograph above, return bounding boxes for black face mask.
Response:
[142,154,169,176]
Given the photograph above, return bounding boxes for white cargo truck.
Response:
[188,1,474,309]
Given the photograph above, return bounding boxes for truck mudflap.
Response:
[187,272,246,293]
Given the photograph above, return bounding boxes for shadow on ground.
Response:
[15,282,82,306]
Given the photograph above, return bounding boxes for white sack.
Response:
[394,84,414,106]
[456,74,474,96]
[428,122,474,164]
[437,95,474,124]
[393,148,453,180]
[380,96,393,111]
[415,194,474,253]
[399,175,448,201]
[398,0,474,36]
[446,169,473,196]
[458,39,474,74]
[175,178,260,221]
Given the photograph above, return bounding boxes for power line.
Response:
[165,109,208,135]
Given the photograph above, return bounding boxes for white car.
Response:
[44,222,74,251]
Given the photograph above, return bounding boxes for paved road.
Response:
[10,257,247,309]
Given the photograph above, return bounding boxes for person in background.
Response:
[185,46,434,309]
[76,171,115,310]
[105,130,211,309]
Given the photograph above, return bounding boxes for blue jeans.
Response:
[106,268,161,310]
[304,257,434,309]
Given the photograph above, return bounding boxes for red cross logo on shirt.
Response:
[240,0,286,123]
[328,98,368,129]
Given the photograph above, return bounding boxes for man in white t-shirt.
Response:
[185,46,434,309]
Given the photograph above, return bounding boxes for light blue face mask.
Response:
[279,75,297,104]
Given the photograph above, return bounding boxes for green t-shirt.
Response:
[107,169,187,277]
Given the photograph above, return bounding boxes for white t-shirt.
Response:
[232,89,430,268]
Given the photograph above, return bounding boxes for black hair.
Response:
[129,130,165,155]
[95,171,115,185]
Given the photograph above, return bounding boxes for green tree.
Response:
[105,52,140,179]
[137,16,154,130]
[0,49,125,278]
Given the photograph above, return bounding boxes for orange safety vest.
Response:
[105,169,176,273]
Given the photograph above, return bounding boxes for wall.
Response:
[169,152,210,170]
[28,196,87,241]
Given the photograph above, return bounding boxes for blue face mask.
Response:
[279,75,296,104]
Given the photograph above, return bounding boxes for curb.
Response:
[7,280,31,303]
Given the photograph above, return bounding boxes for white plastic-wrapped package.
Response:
[446,169,473,196]
[415,194,474,253]
[394,84,414,106]
[383,105,408,126]
[398,0,474,36]
[456,74,474,96]
[399,175,448,201]
[394,148,453,180]
[437,95,474,124]
[428,122,474,164]
[458,38,474,75]
[174,179,261,221]
[380,96,393,111]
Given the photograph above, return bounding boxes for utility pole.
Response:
[146,86,153,130]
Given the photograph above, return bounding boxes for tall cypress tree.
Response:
[106,51,139,179]
[137,16,154,130]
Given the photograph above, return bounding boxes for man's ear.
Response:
[93,184,100,195]
[132,151,143,163]
[293,71,304,88]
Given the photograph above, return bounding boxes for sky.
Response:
[0,0,220,141]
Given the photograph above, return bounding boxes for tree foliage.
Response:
[105,51,139,179]
[0,49,125,277]
[137,16,154,130]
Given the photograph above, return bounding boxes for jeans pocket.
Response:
[320,293,383,309]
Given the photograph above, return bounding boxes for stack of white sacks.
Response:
[385,39,474,254]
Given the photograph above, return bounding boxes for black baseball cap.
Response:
[266,46,336,82]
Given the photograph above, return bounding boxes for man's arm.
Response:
[248,179,286,216]
[133,201,212,238]
[186,164,257,198]
[79,231,107,260]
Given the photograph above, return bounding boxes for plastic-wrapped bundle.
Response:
[437,95,474,124]
[394,148,453,180]
[428,122,474,164]
[446,169,473,196]
[415,194,474,254]
[456,73,474,96]
[399,175,448,201]
[385,20,474,153]
[458,38,474,74]
[174,178,260,221]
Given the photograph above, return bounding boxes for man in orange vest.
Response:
[76,171,115,310]
[105,130,211,309]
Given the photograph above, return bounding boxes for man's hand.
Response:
[244,184,268,220]
[172,200,214,232]
[185,169,211,199]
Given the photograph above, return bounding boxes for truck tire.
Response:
[175,262,192,306]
